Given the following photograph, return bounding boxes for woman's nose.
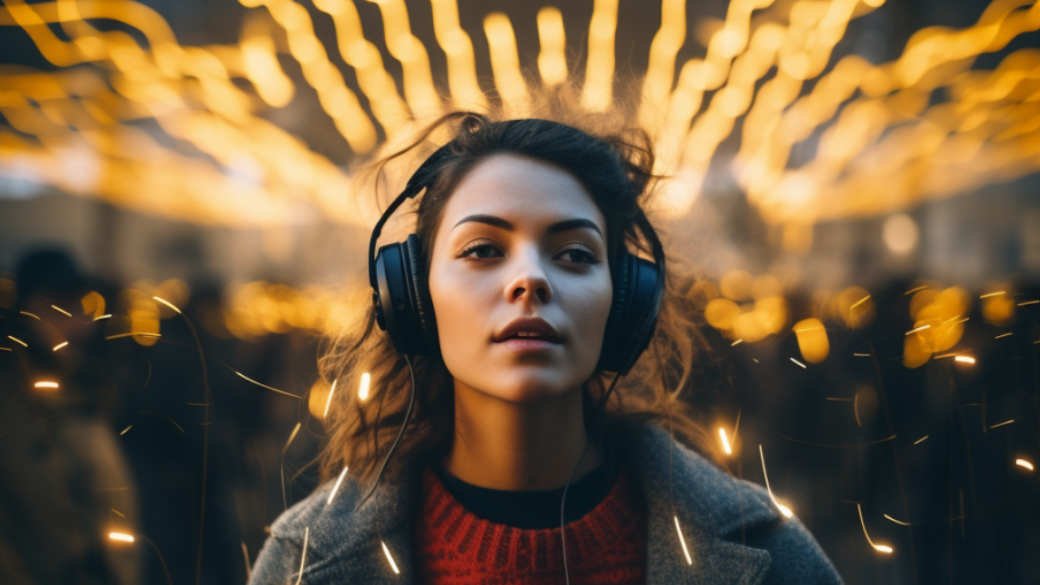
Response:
[505,249,552,305]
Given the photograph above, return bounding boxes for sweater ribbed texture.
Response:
[414,464,646,585]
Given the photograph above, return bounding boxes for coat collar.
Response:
[275,421,778,584]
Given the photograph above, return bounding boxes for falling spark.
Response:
[34,380,60,391]
[119,425,134,436]
[994,332,1012,340]
[758,444,794,518]
[717,426,733,456]
[322,379,338,418]
[326,466,350,508]
[789,357,807,369]
[7,335,28,348]
[849,294,871,311]
[673,515,693,565]
[730,338,744,346]
[856,503,894,555]
[93,314,113,321]
[905,324,931,336]
[953,355,976,366]
[913,435,929,445]
[234,370,302,399]
[0,346,11,352]
[882,513,911,527]
[105,332,162,341]
[283,422,302,453]
[152,295,183,314]
[19,310,40,320]
[50,304,72,317]
[294,526,309,585]
[853,352,871,357]
[1015,458,1035,473]
[853,393,862,428]
[380,540,401,575]
[52,341,69,352]
[241,541,252,581]
[357,372,371,402]
[904,285,929,296]
[111,508,126,519]
[108,531,135,544]
[989,419,1015,430]
[979,291,1006,299]
[1017,299,1039,307]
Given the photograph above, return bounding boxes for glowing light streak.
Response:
[363,0,441,121]
[882,513,911,527]
[717,427,734,456]
[111,508,125,518]
[994,332,1013,339]
[904,285,930,296]
[282,422,301,453]
[34,379,60,391]
[241,541,252,580]
[52,340,69,352]
[294,526,309,585]
[980,290,1007,299]
[107,530,135,544]
[50,304,72,317]
[906,324,931,335]
[581,0,619,112]
[430,0,486,109]
[638,0,687,133]
[380,540,400,575]
[152,295,182,314]
[1015,458,1035,473]
[105,332,162,341]
[120,425,133,436]
[953,355,977,366]
[233,369,302,399]
[18,310,40,320]
[325,465,350,508]
[853,392,862,427]
[856,503,894,555]
[789,357,807,369]
[673,515,694,565]
[483,13,529,117]
[93,314,113,321]
[853,352,871,357]
[323,379,338,418]
[913,435,929,445]
[357,372,371,403]
[989,419,1015,430]
[730,338,744,346]
[536,7,567,87]
[849,294,871,311]
[758,444,794,518]
[1017,299,1039,306]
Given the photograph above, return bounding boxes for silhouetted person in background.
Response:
[0,245,141,585]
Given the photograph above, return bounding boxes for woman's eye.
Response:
[559,248,598,264]
[460,243,501,259]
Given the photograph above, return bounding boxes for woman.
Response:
[250,112,843,584]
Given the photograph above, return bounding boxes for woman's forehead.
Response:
[439,154,606,231]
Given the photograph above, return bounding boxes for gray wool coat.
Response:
[250,422,844,585]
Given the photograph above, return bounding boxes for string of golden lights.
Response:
[2,0,1039,233]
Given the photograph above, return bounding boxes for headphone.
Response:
[367,136,665,376]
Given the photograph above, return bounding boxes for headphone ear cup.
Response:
[597,253,663,374]
[374,239,429,356]
[403,234,440,359]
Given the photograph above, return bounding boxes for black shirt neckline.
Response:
[430,444,620,529]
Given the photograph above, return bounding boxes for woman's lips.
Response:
[494,338,561,352]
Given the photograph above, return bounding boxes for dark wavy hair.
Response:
[318,111,718,491]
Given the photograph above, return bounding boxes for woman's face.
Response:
[427,153,613,404]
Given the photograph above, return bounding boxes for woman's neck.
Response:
[444,382,603,491]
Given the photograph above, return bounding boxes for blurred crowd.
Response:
[0,244,1036,585]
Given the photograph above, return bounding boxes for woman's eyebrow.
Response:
[451,214,603,238]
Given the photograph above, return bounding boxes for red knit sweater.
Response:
[413,463,646,585]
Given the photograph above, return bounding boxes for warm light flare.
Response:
[107,530,135,544]
[380,540,401,575]
[673,515,694,565]
[717,426,734,456]
[357,372,371,402]
[856,503,895,555]
[33,379,60,391]
[1016,458,1035,473]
